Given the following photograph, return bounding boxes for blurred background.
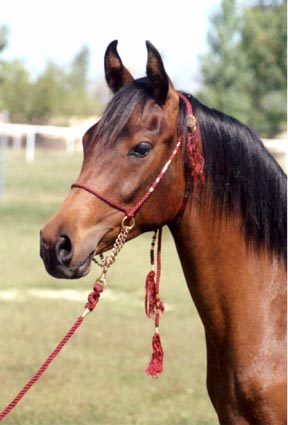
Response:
[0,0,286,424]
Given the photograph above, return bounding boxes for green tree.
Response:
[198,0,253,124]
[70,45,90,88]
[30,46,97,123]
[29,61,67,123]
[0,26,34,121]
[0,25,9,86]
[0,60,32,121]
[241,0,287,135]
[0,25,8,54]
[198,0,287,136]
[0,34,101,124]
[64,45,96,117]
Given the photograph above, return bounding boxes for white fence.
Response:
[0,122,90,162]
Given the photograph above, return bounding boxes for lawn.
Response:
[0,149,218,424]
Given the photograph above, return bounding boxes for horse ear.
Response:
[104,40,134,93]
[146,41,169,105]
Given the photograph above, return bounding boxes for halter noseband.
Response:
[71,92,196,220]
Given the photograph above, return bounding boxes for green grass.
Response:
[0,150,218,424]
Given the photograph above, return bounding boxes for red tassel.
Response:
[145,229,165,377]
[187,132,204,182]
[145,332,164,378]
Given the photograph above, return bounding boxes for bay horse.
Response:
[40,41,287,424]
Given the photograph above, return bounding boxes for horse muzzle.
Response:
[40,231,94,279]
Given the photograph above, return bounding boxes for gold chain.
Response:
[92,216,135,287]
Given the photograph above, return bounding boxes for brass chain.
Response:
[92,216,135,287]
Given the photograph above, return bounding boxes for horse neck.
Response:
[168,189,286,345]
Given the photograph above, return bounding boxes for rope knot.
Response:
[85,282,104,311]
[145,270,156,318]
[145,271,165,318]
[155,296,165,313]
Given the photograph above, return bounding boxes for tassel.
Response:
[187,131,204,182]
[145,228,165,377]
[145,331,164,378]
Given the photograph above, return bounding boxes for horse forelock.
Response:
[92,79,152,148]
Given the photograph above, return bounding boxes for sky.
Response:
[1,0,222,92]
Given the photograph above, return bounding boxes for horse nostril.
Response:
[55,235,73,265]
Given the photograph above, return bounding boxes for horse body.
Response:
[40,41,287,423]
[170,193,286,423]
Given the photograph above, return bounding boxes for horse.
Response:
[40,40,287,424]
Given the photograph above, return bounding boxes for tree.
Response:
[29,61,68,123]
[0,60,32,121]
[0,25,8,54]
[64,46,97,117]
[241,0,287,135]
[69,45,90,89]
[0,25,9,86]
[198,0,253,124]
[0,38,101,124]
[29,46,98,123]
[197,0,287,136]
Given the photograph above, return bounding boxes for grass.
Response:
[0,149,218,424]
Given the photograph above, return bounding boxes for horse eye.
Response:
[129,142,152,158]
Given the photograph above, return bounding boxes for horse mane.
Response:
[183,93,287,262]
[93,81,287,262]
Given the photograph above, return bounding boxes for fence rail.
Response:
[0,122,91,162]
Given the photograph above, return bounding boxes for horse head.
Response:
[40,41,186,279]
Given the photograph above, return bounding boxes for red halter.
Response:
[71,92,196,218]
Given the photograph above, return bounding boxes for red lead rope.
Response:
[0,317,84,421]
[0,284,104,421]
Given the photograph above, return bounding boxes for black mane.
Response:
[185,93,287,262]
[94,82,287,262]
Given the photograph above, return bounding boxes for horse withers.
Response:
[40,41,287,424]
